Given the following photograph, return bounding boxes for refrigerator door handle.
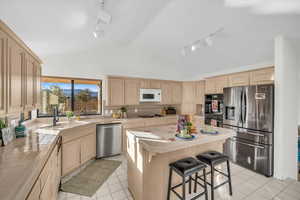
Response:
[240,90,244,124]
[243,90,247,123]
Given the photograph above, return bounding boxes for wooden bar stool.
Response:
[196,151,233,200]
[167,157,208,200]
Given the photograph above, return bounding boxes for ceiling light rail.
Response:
[182,27,224,56]
[93,0,112,38]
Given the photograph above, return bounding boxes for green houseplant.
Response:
[66,111,74,121]
[120,107,128,118]
[0,119,7,146]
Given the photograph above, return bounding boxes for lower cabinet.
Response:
[62,139,81,176]
[26,141,59,200]
[80,133,96,164]
[62,131,96,177]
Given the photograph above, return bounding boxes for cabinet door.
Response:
[24,54,35,110]
[171,82,182,104]
[150,80,161,89]
[7,38,24,114]
[80,133,96,164]
[250,67,274,85]
[182,82,196,103]
[215,76,228,94]
[161,81,172,104]
[140,79,151,89]
[0,30,7,116]
[34,64,41,108]
[107,78,125,106]
[26,179,41,200]
[40,173,56,200]
[62,139,81,176]
[228,72,250,87]
[205,78,216,94]
[181,103,196,115]
[195,81,205,104]
[124,79,140,105]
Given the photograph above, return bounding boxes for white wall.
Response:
[274,36,299,180]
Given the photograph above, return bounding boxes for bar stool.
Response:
[167,157,208,200]
[196,151,232,200]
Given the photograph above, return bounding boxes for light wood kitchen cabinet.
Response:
[171,82,182,104]
[26,180,41,200]
[80,133,96,164]
[205,75,228,94]
[228,72,250,87]
[150,80,161,89]
[140,79,151,89]
[161,81,173,104]
[250,67,274,85]
[107,78,125,106]
[195,81,205,104]
[215,75,228,93]
[27,141,59,200]
[62,139,81,176]
[1,20,42,116]
[7,38,24,114]
[0,30,7,116]
[125,79,140,105]
[182,81,196,104]
[24,54,35,110]
[34,64,42,108]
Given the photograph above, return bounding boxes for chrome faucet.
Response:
[53,106,59,126]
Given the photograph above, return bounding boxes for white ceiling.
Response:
[0,0,299,80]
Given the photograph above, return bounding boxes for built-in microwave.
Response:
[139,89,161,102]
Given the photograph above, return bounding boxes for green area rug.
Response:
[61,159,122,197]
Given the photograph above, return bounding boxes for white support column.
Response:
[274,36,299,180]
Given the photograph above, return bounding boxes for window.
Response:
[39,77,102,117]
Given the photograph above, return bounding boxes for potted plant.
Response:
[0,119,6,145]
[120,107,128,118]
[186,121,193,134]
[65,111,74,122]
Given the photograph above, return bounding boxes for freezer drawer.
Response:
[224,138,273,177]
[96,123,122,158]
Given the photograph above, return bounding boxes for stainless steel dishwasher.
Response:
[96,123,122,158]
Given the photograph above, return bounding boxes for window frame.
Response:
[38,76,102,117]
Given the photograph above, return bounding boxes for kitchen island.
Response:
[126,125,235,200]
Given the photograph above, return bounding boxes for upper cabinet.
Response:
[228,72,250,87]
[124,79,140,105]
[195,81,205,104]
[182,82,196,104]
[250,67,274,85]
[140,79,161,89]
[34,64,42,108]
[7,38,24,114]
[24,54,35,110]
[0,20,42,116]
[205,75,228,94]
[0,30,7,116]
[171,82,182,104]
[161,81,173,104]
[107,78,125,106]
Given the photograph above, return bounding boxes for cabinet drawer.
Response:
[61,124,95,143]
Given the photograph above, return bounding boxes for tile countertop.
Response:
[126,125,236,154]
[0,114,178,200]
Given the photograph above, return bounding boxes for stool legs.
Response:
[167,168,172,200]
[227,160,233,196]
[189,176,192,194]
[210,164,215,200]
[182,176,186,200]
[203,168,208,200]
[194,172,198,193]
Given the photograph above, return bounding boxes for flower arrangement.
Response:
[66,111,74,120]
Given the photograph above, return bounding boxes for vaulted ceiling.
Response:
[0,0,299,80]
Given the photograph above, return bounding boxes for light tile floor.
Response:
[58,155,300,200]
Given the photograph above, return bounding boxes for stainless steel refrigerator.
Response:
[223,84,274,177]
